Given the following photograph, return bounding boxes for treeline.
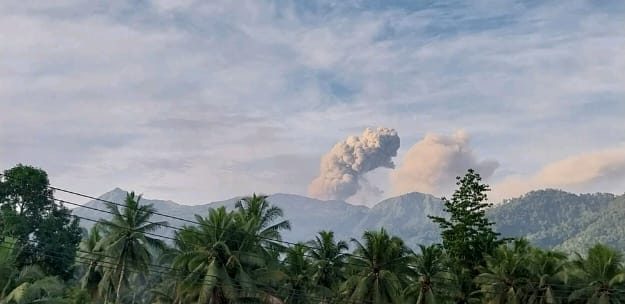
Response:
[1,165,625,304]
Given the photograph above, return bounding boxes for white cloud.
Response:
[0,0,623,203]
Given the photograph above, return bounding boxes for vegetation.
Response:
[3,164,625,303]
[490,190,618,249]
[0,164,81,279]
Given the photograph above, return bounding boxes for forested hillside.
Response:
[489,189,619,249]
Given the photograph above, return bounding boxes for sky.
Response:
[1,0,624,206]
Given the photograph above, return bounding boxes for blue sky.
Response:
[1,0,624,205]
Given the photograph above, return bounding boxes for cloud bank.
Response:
[308,127,400,200]
[1,1,623,203]
[493,146,625,200]
[391,131,499,197]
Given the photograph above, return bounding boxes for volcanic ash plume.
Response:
[308,127,400,200]
[492,146,625,200]
[391,130,498,197]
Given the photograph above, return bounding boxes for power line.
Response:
[16,195,576,302]
[8,202,612,301]
[2,176,624,302]
[28,199,372,303]
[1,176,374,263]
[1,217,620,302]
[0,242,361,304]
[38,187,625,293]
[54,196,373,270]
[50,185,374,260]
[59,202,625,300]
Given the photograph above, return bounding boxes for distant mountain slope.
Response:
[73,188,625,251]
[72,189,442,246]
[206,193,368,242]
[488,189,619,249]
[556,195,625,252]
[72,188,210,237]
[354,192,444,246]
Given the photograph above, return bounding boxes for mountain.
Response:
[72,188,625,251]
[553,195,625,252]
[488,189,624,251]
[71,188,443,246]
[72,187,210,238]
[206,193,369,242]
[354,192,444,246]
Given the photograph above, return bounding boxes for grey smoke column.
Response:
[308,127,400,200]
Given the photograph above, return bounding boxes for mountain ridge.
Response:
[72,188,625,251]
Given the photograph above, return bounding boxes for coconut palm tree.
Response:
[475,239,532,304]
[342,228,412,304]
[281,243,313,304]
[172,207,257,304]
[234,194,291,250]
[146,246,181,304]
[445,262,474,304]
[77,225,105,301]
[523,249,568,304]
[307,230,348,302]
[567,244,625,303]
[404,244,447,304]
[98,191,167,304]
[0,237,17,299]
[234,195,293,300]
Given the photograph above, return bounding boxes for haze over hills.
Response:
[73,188,625,251]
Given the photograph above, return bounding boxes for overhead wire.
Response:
[0,175,622,302]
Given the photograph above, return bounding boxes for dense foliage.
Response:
[491,190,618,249]
[2,164,625,304]
[0,165,82,279]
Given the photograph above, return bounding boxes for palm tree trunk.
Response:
[115,258,127,304]
[104,286,110,304]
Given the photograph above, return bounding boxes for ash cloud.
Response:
[308,127,400,200]
[492,146,625,200]
[391,130,499,197]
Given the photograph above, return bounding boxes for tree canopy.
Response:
[2,164,625,304]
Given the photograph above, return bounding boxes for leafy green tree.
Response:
[404,244,448,304]
[0,164,81,279]
[0,165,54,238]
[98,191,167,304]
[428,169,503,304]
[429,169,502,273]
[567,244,625,303]
[307,230,348,301]
[342,228,412,304]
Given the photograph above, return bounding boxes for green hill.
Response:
[489,189,620,249]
